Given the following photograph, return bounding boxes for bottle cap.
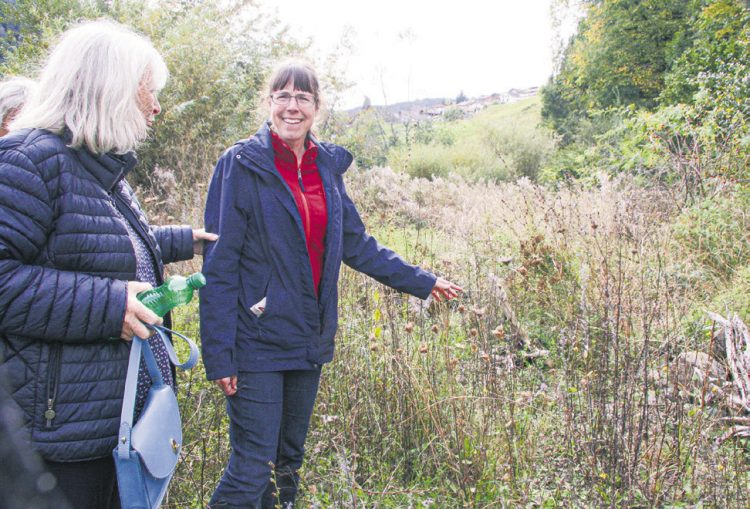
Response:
[187,272,207,289]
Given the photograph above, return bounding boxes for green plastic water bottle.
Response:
[137,272,206,317]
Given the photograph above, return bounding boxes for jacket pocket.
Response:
[255,274,309,350]
[242,271,270,320]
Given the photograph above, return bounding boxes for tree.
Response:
[661,0,750,105]
[542,0,704,141]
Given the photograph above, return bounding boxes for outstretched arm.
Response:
[338,176,461,301]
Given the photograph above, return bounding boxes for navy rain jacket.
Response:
[0,129,193,461]
[200,123,436,378]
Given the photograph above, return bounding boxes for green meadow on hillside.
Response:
[386,96,557,182]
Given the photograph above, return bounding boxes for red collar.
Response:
[270,130,318,166]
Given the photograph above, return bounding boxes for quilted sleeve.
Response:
[152,225,194,264]
[0,148,127,342]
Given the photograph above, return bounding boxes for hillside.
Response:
[383,95,555,182]
[345,87,539,122]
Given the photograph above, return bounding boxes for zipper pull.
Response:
[45,399,56,426]
[297,167,306,193]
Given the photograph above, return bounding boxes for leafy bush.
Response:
[442,106,465,122]
[484,123,555,181]
[672,185,750,277]
[388,143,453,180]
[324,108,393,169]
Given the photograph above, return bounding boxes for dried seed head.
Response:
[405,322,415,333]
[472,307,485,317]
[419,343,428,354]
[481,352,490,362]
[470,328,478,337]
[457,304,466,314]
[430,324,440,333]
[369,343,378,352]
[492,326,505,339]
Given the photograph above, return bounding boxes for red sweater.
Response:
[270,131,328,296]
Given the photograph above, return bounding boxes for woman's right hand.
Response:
[215,376,238,396]
[121,281,162,340]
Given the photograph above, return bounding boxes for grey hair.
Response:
[10,20,168,154]
[0,77,37,123]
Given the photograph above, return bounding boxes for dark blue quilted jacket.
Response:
[0,129,193,461]
[199,123,436,378]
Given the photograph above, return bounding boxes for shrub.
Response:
[484,123,555,181]
[672,185,750,277]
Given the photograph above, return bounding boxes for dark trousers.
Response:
[209,368,322,509]
[44,456,120,509]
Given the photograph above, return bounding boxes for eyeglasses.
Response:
[270,91,316,107]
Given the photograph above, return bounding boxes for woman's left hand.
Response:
[192,228,219,256]
[431,277,463,302]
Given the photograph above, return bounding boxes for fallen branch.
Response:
[707,312,750,414]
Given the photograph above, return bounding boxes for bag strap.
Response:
[116,325,199,460]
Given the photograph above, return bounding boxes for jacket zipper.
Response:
[110,190,163,285]
[297,165,311,240]
[45,344,62,427]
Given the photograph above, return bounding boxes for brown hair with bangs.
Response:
[267,60,320,105]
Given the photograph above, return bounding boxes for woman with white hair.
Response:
[0,20,215,509]
[0,76,36,136]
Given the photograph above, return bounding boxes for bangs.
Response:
[269,63,318,97]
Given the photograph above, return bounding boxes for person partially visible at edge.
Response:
[0,20,216,509]
[0,76,37,136]
[199,59,462,509]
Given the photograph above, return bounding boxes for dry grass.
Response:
[162,167,749,508]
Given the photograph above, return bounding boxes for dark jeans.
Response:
[44,456,120,509]
[209,368,322,509]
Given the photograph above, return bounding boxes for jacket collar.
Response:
[238,121,353,175]
[58,127,137,192]
[72,147,138,192]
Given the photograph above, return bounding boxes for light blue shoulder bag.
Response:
[113,325,199,509]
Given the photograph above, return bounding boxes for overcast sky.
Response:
[258,0,556,109]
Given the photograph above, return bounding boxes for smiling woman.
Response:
[199,59,462,508]
[267,61,320,158]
